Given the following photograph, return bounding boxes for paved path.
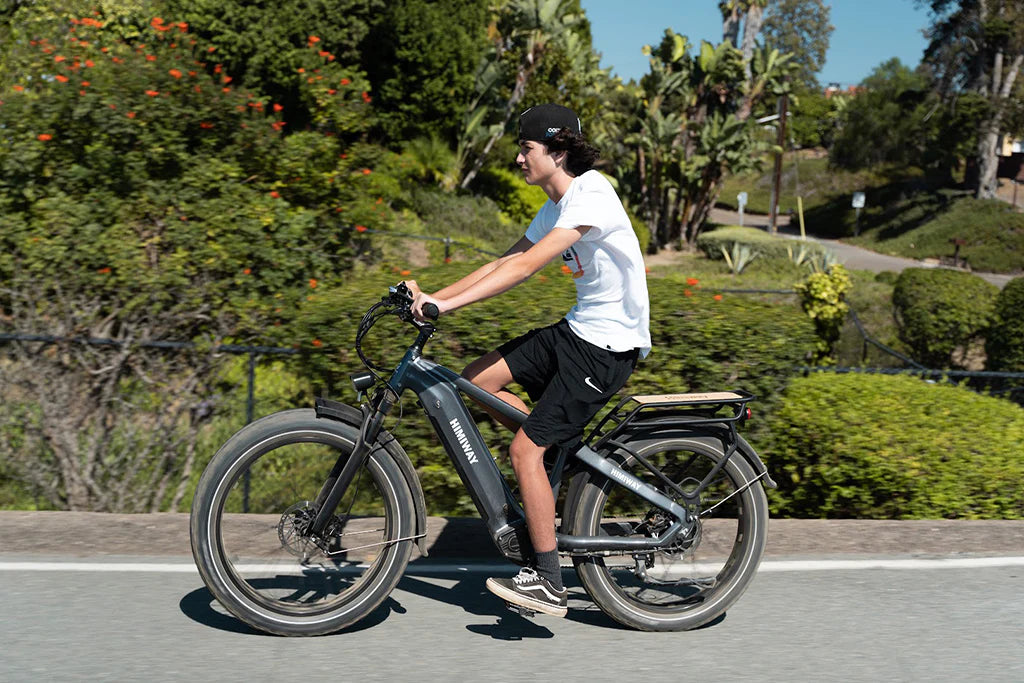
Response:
[697,208,1016,289]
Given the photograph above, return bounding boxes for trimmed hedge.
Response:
[986,276,1024,372]
[892,268,999,368]
[294,262,817,513]
[766,372,1024,519]
[696,225,829,262]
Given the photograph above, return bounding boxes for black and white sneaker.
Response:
[485,567,568,617]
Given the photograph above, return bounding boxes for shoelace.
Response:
[512,567,540,585]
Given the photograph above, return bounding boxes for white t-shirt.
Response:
[525,170,651,358]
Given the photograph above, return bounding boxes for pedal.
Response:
[504,601,537,618]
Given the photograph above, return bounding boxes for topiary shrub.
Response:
[696,226,828,262]
[985,277,1024,373]
[766,372,1024,519]
[892,268,999,368]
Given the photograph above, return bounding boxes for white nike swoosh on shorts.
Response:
[584,376,603,392]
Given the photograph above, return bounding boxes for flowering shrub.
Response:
[0,7,389,343]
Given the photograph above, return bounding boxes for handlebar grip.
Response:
[422,303,439,321]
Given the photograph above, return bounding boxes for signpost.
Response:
[852,191,866,235]
[737,191,748,226]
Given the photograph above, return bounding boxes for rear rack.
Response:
[585,390,755,451]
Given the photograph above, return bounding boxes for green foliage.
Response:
[362,0,489,143]
[761,0,834,92]
[292,263,816,513]
[474,165,549,225]
[767,372,1024,519]
[0,7,389,343]
[166,0,384,132]
[892,268,999,368]
[847,196,1024,274]
[794,264,852,362]
[986,277,1024,372]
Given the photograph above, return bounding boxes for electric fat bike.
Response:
[189,284,776,635]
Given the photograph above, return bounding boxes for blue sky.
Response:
[579,0,934,88]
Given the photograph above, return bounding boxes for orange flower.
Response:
[269,191,280,198]
[37,133,52,141]
[355,225,367,233]
[686,277,699,286]
[309,278,318,289]
[561,264,572,274]
[340,78,350,85]
[361,168,371,175]
[207,46,216,53]
[242,268,251,275]
[213,64,222,74]
[168,68,182,78]
[55,74,69,82]
[683,289,693,297]
[177,22,188,31]
[97,267,111,274]
[81,81,90,86]
[13,85,24,92]
[297,67,305,73]
[312,339,323,347]
[713,294,723,301]
[272,103,283,113]
[84,59,94,67]
[54,55,66,62]
[222,75,231,83]
[127,111,136,118]
[327,88,336,95]
[318,50,330,58]
[145,89,160,96]
[308,35,320,44]
[199,122,213,129]
[145,54,156,61]
[361,91,371,103]
[151,16,164,26]
[400,270,411,276]
[222,87,231,93]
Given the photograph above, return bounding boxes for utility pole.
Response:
[768,92,788,234]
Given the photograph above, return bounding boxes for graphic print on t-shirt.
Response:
[562,246,584,278]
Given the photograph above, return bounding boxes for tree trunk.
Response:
[974,52,1022,199]
[740,3,764,81]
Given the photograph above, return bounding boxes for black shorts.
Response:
[498,319,639,449]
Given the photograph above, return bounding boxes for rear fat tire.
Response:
[190,409,415,636]
[569,435,768,631]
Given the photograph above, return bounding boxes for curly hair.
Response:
[543,128,601,177]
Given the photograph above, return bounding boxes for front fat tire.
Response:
[190,409,415,636]
[571,435,768,632]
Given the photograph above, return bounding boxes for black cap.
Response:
[518,104,582,143]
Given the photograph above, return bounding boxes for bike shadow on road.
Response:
[179,567,726,638]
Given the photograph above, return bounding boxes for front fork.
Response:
[307,388,396,537]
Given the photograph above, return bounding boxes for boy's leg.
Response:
[462,350,530,431]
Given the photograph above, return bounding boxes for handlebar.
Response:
[387,283,438,321]
[354,283,437,373]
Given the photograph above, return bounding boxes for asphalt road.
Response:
[1,513,1023,681]
[1,560,1022,682]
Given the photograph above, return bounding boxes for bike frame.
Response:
[311,320,698,557]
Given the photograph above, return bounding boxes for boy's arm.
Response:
[412,227,588,318]
[402,236,533,301]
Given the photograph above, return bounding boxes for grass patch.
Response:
[847,196,1024,274]
[719,155,924,216]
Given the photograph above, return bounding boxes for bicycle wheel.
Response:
[190,409,415,636]
[570,434,768,631]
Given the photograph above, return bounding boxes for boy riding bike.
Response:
[405,103,650,617]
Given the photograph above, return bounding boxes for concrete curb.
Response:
[1,512,1022,560]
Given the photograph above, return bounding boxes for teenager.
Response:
[406,103,650,616]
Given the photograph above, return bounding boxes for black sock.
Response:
[534,549,563,591]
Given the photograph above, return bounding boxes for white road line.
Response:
[0,557,1023,573]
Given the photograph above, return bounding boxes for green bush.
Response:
[794,265,852,363]
[696,226,828,262]
[986,277,1024,372]
[766,372,1024,519]
[892,268,999,368]
[294,263,817,513]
